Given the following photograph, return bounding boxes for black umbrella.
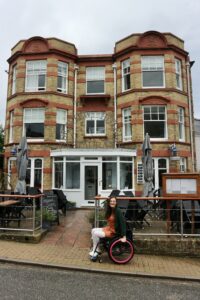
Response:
[142,133,154,197]
[14,136,28,194]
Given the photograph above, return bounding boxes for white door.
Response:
[83,163,102,206]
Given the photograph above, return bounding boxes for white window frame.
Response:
[25,60,47,92]
[9,110,14,143]
[141,56,165,88]
[180,157,186,172]
[85,112,106,136]
[12,65,17,94]
[86,67,105,94]
[27,157,43,189]
[122,107,132,142]
[178,107,185,141]
[175,58,182,90]
[143,106,167,140]
[122,59,131,91]
[56,109,67,141]
[57,61,68,93]
[23,108,45,141]
[153,158,169,190]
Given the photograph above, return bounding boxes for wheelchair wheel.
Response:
[108,237,134,264]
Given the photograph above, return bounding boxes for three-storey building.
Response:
[4,31,195,207]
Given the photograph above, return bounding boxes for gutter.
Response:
[73,64,79,148]
[186,59,195,171]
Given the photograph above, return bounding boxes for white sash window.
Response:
[25,60,46,92]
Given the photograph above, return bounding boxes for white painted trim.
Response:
[50,148,137,157]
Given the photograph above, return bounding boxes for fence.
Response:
[0,193,42,234]
[94,196,200,238]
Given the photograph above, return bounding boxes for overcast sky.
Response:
[0,0,199,126]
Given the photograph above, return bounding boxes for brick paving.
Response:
[0,209,200,280]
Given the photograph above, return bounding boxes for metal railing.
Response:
[0,193,42,234]
[94,196,200,238]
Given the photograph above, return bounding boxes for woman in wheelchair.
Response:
[89,197,134,264]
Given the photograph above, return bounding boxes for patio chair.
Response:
[109,190,120,197]
[26,186,42,209]
[53,189,71,216]
[182,200,200,232]
[8,192,26,227]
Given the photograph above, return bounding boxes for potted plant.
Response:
[42,208,56,229]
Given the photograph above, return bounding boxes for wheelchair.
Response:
[90,234,134,264]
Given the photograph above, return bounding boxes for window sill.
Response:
[84,135,107,139]
[26,138,44,142]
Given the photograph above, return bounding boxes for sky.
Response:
[0,0,200,126]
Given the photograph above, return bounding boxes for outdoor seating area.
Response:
[0,192,42,233]
[94,191,200,238]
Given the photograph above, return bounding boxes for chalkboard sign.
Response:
[42,191,59,225]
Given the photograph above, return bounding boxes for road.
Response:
[0,263,199,299]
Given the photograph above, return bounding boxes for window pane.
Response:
[102,162,117,189]
[120,162,132,189]
[25,123,44,138]
[87,67,105,80]
[34,169,42,188]
[144,121,165,138]
[55,162,63,188]
[96,120,105,134]
[56,124,66,140]
[86,120,95,134]
[35,159,42,168]
[143,71,163,87]
[66,162,80,189]
[87,81,104,93]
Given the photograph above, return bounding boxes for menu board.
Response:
[166,178,197,194]
[162,173,200,198]
[42,191,59,223]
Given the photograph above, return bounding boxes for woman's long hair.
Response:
[105,197,117,219]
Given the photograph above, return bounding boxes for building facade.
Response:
[4,31,195,207]
[195,119,200,172]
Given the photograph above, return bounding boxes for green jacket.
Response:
[114,207,126,237]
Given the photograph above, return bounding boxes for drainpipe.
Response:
[112,63,117,148]
[73,64,79,148]
[186,58,195,172]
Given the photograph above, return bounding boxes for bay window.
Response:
[142,56,165,87]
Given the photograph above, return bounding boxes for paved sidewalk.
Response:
[0,209,200,280]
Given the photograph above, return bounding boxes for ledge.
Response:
[80,94,111,105]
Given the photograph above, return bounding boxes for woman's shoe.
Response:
[89,250,95,256]
[89,249,101,257]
